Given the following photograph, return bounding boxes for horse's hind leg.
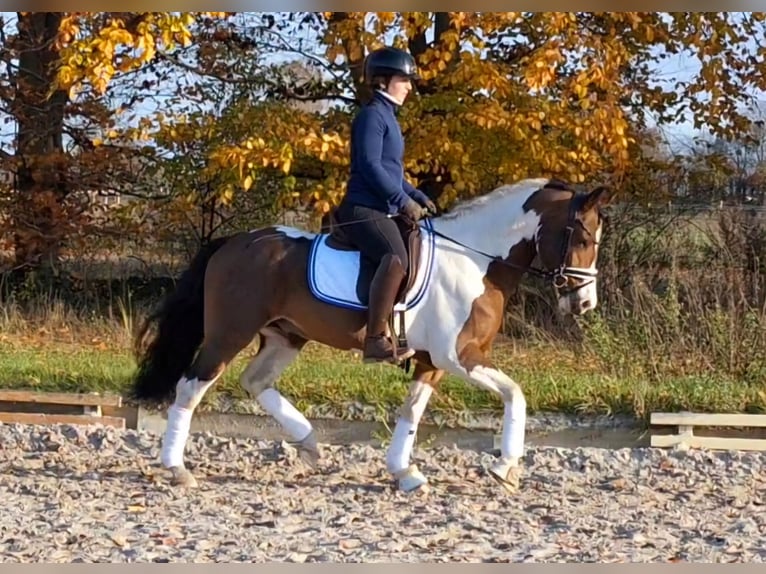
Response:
[161,331,255,488]
[240,327,320,467]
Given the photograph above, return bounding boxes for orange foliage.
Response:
[49,11,766,220]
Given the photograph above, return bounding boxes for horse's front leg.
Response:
[452,342,527,493]
[386,362,445,493]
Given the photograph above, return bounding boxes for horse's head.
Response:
[529,182,613,316]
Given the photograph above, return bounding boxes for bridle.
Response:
[547,190,601,296]
[416,190,601,295]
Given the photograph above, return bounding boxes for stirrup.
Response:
[362,335,414,364]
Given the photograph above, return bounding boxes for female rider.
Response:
[334,46,437,364]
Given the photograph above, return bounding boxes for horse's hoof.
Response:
[298,447,321,469]
[169,466,198,488]
[393,464,430,493]
[295,430,322,470]
[488,459,523,494]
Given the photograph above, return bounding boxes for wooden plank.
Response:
[0,412,126,429]
[650,412,766,428]
[83,405,102,417]
[650,433,766,452]
[0,390,122,408]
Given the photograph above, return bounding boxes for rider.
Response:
[334,46,437,365]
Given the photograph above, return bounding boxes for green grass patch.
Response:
[1,338,763,423]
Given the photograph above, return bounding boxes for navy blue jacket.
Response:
[344,91,430,214]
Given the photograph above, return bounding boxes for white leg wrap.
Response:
[386,380,432,473]
[161,404,193,468]
[257,387,312,441]
[500,396,527,460]
[387,419,418,472]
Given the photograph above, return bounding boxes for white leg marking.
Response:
[386,379,433,475]
[468,364,526,462]
[240,335,313,443]
[241,333,321,468]
[161,375,218,469]
[462,364,526,492]
[386,379,434,492]
[501,395,527,460]
[257,388,313,442]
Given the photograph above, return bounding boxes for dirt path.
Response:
[0,423,764,562]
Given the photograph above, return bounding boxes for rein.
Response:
[403,192,599,292]
[422,223,554,280]
[325,192,600,292]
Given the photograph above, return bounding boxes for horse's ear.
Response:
[582,185,615,212]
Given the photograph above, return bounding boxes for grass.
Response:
[1,317,764,426]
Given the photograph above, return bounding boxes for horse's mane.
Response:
[439,178,574,221]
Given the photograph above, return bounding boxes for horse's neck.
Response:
[429,197,541,259]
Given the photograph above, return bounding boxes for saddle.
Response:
[326,209,424,304]
[326,209,424,371]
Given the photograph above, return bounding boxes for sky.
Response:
[0,11,763,159]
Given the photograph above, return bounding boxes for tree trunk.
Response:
[10,11,68,274]
[406,12,456,205]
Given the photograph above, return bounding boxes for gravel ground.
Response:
[0,423,764,563]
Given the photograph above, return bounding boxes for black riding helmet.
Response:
[364,46,420,85]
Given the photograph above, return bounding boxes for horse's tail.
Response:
[130,235,231,404]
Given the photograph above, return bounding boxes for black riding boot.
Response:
[363,255,415,364]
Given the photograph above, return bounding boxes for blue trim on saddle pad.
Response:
[307,218,436,311]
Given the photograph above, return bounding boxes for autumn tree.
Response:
[145,61,326,254]
[145,12,766,214]
[1,12,70,272]
[2,11,765,276]
[0,11,246,274]
[50,12,330,254]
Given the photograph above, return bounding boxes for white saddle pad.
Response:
[307,219,436,311]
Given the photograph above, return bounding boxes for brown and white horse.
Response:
[131,177,612,493]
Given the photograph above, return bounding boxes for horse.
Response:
[130,177,613,494]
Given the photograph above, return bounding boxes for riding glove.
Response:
[402,199,426,221]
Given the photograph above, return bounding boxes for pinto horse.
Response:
[130,177,613,493]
